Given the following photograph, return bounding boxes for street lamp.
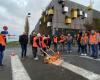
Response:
[24,13,31,35]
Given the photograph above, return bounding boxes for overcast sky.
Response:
[0,0,100,35]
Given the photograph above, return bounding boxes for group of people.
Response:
[19,32,73,60]
[19,30,100,60]
[0,29,100,67]
[76,30,100,59]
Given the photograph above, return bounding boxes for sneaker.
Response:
[0,64,4,66]
[70,51,72,53]
[81,53,84,56]
[34,57,39,60]
[84,54,87,56]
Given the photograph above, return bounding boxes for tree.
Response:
[84,18,100,30]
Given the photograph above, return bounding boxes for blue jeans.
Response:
[0,51,3,65]
[91,44,98,58]
[67,42,72,51]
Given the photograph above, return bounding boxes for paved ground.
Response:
[0,45,100,80]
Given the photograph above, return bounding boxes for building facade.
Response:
[34,0,100,35]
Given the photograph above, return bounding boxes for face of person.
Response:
[91,30,95,34]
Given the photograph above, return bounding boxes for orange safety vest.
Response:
[42,37,47,48]
[33,36,38,48]
[53,36,57,43]
[84,35,88,44]
[60,36,65,43]
[90,32,97,44]
[0,34,6,46]
[80,35,88,44]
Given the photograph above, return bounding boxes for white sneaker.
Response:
[70,51,72,53]
[84,54,87,56]
[81,53,84,56]
[34,57,39,60]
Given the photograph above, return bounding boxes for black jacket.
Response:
[19,34,28,45]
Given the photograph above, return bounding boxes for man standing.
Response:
[0,33,6,67]
[19,32,28,59]
[89,30,98,59]
[53,35,58,52]
[60,34,65,52]
[41,35,47,57]
[32,34,40,60]
[76,31,82,53]
[66,34,73,53]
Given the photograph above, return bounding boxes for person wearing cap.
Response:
[0,32,6,67]
[19,32,28,59]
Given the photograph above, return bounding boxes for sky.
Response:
[0,0,100,35]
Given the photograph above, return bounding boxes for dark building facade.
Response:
[34,0,100,35]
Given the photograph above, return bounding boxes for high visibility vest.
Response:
[80,36,88,44]
[84,35,88,44]
[0,34,6,46]
[90,32,97,44]
[60,36,65,43]
[33,36,38,48]
[53,36,57,43]
[42,37,47,48]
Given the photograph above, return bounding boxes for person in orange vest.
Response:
[32,34,40,60]
[53,35,58,52]
[60,34,65,52]
[0,33,6,66]
[89,30,98,59]
[41,35,47,57]
[80,33,88,56]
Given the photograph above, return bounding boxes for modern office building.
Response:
[34,0,100,35]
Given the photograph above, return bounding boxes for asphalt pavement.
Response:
[0,45,100,80]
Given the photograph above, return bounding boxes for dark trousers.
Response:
[81,44,87,54]
[88,44,91,53]
[21,44,27,58]
[91,44,98,58]
[77,41,81,53]
[84,44,87,54]
[61,42,64,52]
[32,47,37,58]
[0,51,3,65]
[42,48,46,56]
[54,43,57,52]
[99,42,100,50]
